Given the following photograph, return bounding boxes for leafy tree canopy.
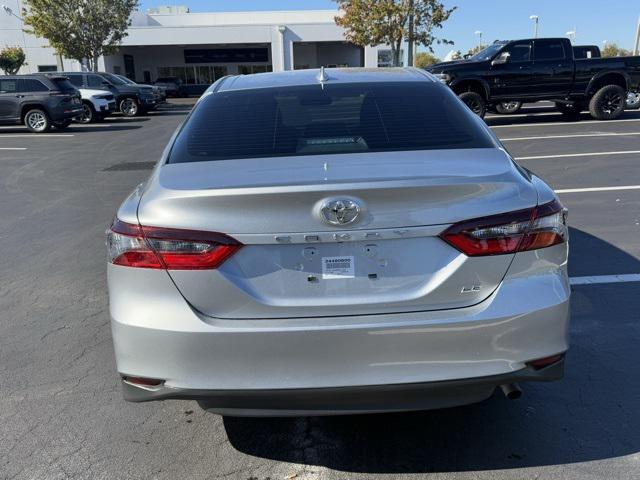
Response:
[335,0,455,67]
[414,51,440,67]
[601,42,632,58]
[23,0,138,71]
[0,46,27,75]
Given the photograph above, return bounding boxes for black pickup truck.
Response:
[426,37,640,120]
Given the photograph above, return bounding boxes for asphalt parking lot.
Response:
[1,101,639,480]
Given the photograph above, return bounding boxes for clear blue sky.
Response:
[139,0,639,59]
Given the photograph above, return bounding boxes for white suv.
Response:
[76,88,116,123]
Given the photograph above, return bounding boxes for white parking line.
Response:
[491,118,640,128]
[487,112,562,119]
[570,274,640,285]
[503,132,640,141]
[515,150,640,161]
[0,147,27,150]
[0,134,74,138]
[556,185,640,194]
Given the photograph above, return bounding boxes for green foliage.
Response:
[335,0,456,67]
[601,43,632,58]
[0,46,27,74]
[23,0,138,71]
[414,51,440,67]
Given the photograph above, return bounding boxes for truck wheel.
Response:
[24,109,51,133]
[459,92,486,118]
[76,102,95,124]
[589,85,626,120]
[120,97,139,117]
[495,101,522,114]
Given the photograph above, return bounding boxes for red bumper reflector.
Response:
[528,354,564,370]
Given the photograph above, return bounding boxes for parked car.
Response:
[114,74,167,104]
[74,88,116,123]
[426,37,640,119]
[62,71,158,117]
[154,77,186,97]
[107,68,570,416]
[0,74,82,133]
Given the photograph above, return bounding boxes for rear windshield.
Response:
[169,81,495,163]
[52,78,77,92]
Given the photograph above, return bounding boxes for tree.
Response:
[334,0,456,67]
[0,47,26,75]
[23,0,138,71]
[414,51,440,67]
[602,42,632,57]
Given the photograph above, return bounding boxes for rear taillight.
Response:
[106,219,242,269]
[440,200,567,256]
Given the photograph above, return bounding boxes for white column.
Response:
[364,46,378,68]
[271,25,287,72]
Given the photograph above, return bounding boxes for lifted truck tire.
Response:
[459,92,486,118]
[589,85,626,120]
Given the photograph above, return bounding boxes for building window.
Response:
[238,65,272,75]
[157,65,229,84]
[37,65,57,72]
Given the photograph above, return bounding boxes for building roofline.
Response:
[145,9,340,16]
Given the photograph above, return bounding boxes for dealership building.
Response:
[1,2,406,94]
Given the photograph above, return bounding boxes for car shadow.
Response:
[223,227,640,474]
[72,125,143,133]
[147,110,192,117]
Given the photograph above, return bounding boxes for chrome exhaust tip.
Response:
[500,383,522,400]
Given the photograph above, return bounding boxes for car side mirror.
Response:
[491,52,510,66]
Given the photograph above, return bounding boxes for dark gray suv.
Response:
[63,71,158,117]
[0,75,82,133]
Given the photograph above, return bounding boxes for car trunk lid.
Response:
[138,148,537,318]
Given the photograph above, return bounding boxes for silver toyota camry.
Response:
[107,68,570,416]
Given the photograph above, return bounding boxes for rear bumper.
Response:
[109,246,571,414]
[122,361,564,416]
[54,105,83,120]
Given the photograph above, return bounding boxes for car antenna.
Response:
[317,66,328,84]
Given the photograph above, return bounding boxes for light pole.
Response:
[529,15,539,38]
[566,30,576,43]
[475,30,483,49]
[634,16,640,56]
